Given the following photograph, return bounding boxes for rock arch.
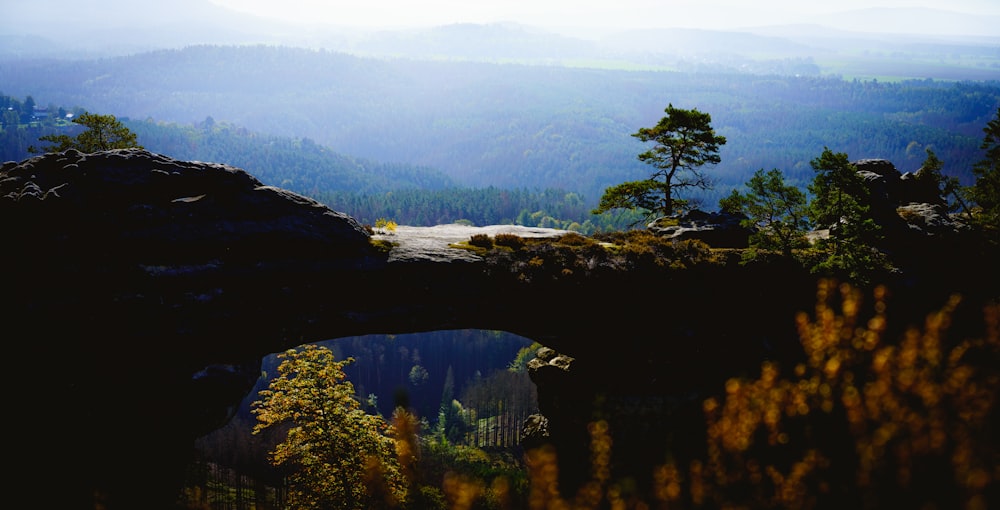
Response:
[5,149,992,508]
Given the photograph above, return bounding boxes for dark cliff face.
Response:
[2,151,994,508]
[1,149,382,508]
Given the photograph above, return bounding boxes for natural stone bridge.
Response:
[3,149,991,509]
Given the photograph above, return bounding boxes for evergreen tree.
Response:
[436,366,470,444]
[21,95,35,124]
[916,147,971,216]
[593,104,726,223]
[807,148,884,283]
[29,111,142,153]
[967,107,1000,241]
[719,168,810,258]
[915,147,967,213]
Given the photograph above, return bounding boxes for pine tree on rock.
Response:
[594,104,726,223]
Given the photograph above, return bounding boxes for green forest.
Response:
[2,44,997,206]
[3,56,998,233]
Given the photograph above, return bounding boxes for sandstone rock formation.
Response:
[648,209,754,248]
[1,149,612,508]
[2,150,994,509]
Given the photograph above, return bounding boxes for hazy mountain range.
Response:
[2,0,998,71]
[1,0,997,206]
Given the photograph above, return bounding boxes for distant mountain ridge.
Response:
[813,7,1000,37]
[2,1,996,63]
[347,22,600,61]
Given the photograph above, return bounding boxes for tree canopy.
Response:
[29,111,142,153]
[593,104,726,222]
[967,106,1000,241]
[807,148,884,283]
[719,168,810,258]
[252,344,407,510]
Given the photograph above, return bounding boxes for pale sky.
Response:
[207,0,1000,31]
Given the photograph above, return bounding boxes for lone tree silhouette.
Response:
[30,112,143,153]
[593,103,726,222]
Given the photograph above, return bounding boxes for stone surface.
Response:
[648,209,754,248]
[373,224,569,263]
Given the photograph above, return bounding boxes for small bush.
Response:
[469,234,494,249]
[494,233,525,250]
[556,232,596,247]
[674,239,716,265]
[403,485,446,510]
[370,239,396,253]
[374,218,398,234]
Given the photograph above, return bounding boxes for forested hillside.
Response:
[124,117,455,194]
[1,97,637,230]
[2,45,996,206]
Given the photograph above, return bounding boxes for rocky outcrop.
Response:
[2,150,995,509]
[645,159,969,253]
[851,158,967,236]
[648,209,754,248]
[847,158,979,274]
[2,149,379,508]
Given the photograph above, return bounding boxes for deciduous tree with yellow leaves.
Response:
[252,344,407,510]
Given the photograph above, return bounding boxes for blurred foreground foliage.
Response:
[524,279,998,510]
